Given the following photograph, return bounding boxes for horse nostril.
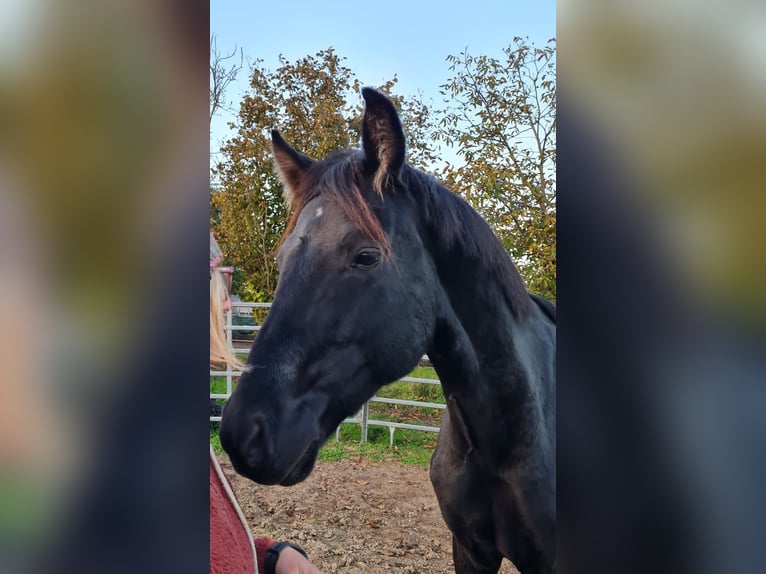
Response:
[245,413,271,465]
[248,415,263,444]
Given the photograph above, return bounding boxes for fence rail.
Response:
[211,302,444,445]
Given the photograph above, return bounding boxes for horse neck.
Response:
[407,171,536,389]
[426,251,549,458]
[428,256,532,391]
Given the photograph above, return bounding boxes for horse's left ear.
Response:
[361,87,406,193]
[271,130,314,207]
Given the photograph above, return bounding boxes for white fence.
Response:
[210,302,444,445]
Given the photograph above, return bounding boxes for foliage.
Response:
[211,48,435,300]
[436,37,556,300]
[212,41,556,301]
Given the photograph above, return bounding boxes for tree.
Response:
[209,35,243,123]
[436,37,556,300]
[211,48,434,300]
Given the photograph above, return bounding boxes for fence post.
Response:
[226,308,233,397]
[360,401,369,443]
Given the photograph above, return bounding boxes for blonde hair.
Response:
[210,268,247,371]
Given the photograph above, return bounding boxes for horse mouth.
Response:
[278,440,320,486]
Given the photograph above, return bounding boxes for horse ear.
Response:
[271,130,314,206]
[361,87,405,192]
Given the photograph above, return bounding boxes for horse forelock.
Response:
[280,150,391,256]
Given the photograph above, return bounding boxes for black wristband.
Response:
[263,541,308,574]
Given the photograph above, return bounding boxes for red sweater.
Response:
[210,447,276,574]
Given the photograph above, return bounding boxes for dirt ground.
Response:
[218,454,519,574]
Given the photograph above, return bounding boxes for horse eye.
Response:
[353,249,381,268]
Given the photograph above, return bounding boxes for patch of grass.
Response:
[210,377,227,397]
[317,424,435,468]
[210,422,222,454]
[375,366,443,404]
[410,365,439,379]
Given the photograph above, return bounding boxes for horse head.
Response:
[220,88,440,485]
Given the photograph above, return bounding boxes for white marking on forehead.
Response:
[315,206,324,218]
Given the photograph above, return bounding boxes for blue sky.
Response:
[211,0,555,158]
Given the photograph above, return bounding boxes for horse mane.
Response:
[403,167,532,321]
[280,150,531,320]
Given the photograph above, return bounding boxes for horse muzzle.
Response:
[220,391,323,486]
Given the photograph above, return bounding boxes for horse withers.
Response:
[220,88,556,574]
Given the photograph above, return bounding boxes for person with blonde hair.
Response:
[210,234,244,370]
[209,234,321,574]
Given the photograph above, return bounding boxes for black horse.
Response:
[220,88,556,574]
